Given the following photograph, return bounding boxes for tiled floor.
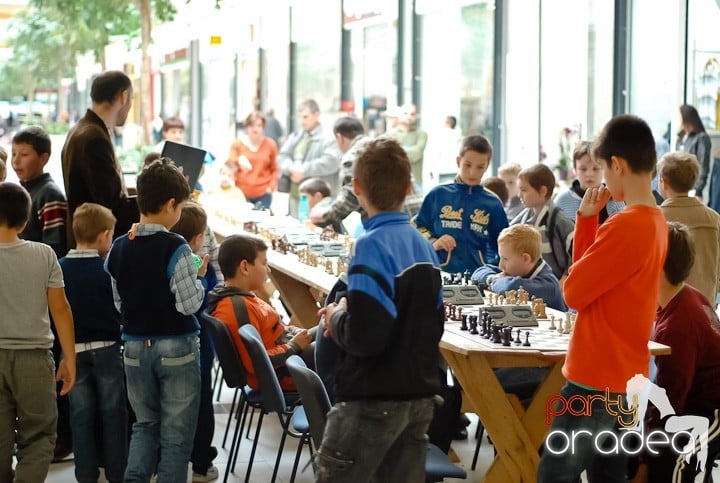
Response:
[45,383,490,482]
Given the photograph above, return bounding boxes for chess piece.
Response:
[523,331,531,347]
[557,317,563,333]
[502,327,512,346]
[469,315,478,335]
[515,329,522,344]
[564,313,572,334]
[549,315,556,330]
[460,313,468,331]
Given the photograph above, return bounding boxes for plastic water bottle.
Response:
[298,193,309,222]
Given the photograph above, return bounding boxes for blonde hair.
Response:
[657,152,700,193]
[497,224,542,262]
[498,162,522,177]
[73,203,116,244]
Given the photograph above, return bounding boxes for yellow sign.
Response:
[209,35,222,45]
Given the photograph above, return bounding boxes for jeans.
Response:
[247,193,272,210]
[123,334,200,483]
[537,382,628,483]
[191,327,215,474]
[0,349,57,483]
[68,343,128,483]
[314,397,435,483]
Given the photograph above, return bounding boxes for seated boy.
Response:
[658,152,720,307]
[201,162,247,212]
[555,140,625,223]
[299,177,341,233]
[0,182,75,482]
[207,233,314,391]
[170,201,220,481]
[316,137,444,482]
[59,203,127,483]
[414,135,508,273]
[634,222,720,483]
[498,162,523,219]
[472,223,567,311]
[12,126,67,258]
[105,157,207,482]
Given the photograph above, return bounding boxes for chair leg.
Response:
[246,406,256,438]
[471,421,485,471]
[212,361,222,400]
[242,411,265,483]
[225,395,245,483]
[289,432,307,483]
[222,388,239,448]
[271,413,291,483]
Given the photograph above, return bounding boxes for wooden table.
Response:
[210,214,337,329]
[440,315,671,483]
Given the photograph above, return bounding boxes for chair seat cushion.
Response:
[291,407,309,433]
[425,443,467,479]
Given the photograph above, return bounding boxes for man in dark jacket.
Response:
[61,70,137,247]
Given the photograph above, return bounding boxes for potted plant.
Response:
[555,127,578,181]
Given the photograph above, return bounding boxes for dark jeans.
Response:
[537,382,627,483]
[191,326,216,475]
[247,193,272,210]
[314,398,435,483]
[68,343,128,483]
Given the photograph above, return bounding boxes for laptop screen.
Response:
[160,140,207,190]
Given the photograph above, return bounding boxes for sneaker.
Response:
[192,466,219,482]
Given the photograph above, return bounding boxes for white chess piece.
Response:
[549,315,556,330]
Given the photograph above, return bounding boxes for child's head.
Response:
[518,164,555,208]
[161,116,185,143]
[11,127,51,182]
[0,146,7,182]
[497,224,542,276]
[218,233,269,290]
[0,182,31,230]
[72,203,116,256]
[481,176,509,205]
[143,151,161,168]
[663,221,694,286]
[572,141,602,190]
[136,157,191,224]
[456,135,492,186]
[299,177,331,209]
[498,162,522,199]
[353,137,410,212]
[656,152,700,198]
[219,162,238,189]
[445,116,457,129]
[591,115,656,201]
[170,202,207,253]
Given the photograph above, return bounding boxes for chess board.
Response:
[445,322,571,351]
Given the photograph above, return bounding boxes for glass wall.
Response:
[687,0,720,132]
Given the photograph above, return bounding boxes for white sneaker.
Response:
[192,466,219,482]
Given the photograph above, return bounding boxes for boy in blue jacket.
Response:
[414,135,508,273]
[472,223,567,310]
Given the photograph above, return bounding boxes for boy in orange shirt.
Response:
[538,115,668,483]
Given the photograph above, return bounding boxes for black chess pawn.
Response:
[523,330,531,347]
[460,313,468,331]
[514,329,522,345]
[502,327,512,347]
[469,315,478,335]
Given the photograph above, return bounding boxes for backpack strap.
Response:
[546,206,559,249]
[229,291,254,328]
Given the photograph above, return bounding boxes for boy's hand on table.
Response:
[291,329,312,350]
[578,185,612,218]
[433,234,456,252]
[318,297,347,338]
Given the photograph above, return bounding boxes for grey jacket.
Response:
[278,124,341,196]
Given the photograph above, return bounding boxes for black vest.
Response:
[106,231,199,336]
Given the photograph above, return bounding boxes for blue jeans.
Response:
[247,192,272,210]
[537,382,628,483]
[68,343,128,483]
[314,397,435,483]
[123,335,200,483]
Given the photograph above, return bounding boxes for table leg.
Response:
[269,268,321,329]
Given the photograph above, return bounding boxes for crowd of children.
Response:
[3,93,720,483]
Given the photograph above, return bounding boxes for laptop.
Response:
[161,140,207,189]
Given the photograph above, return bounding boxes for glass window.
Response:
[687,0,720,131]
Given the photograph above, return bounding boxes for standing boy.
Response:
[537,115,668,482]
[105,158,207,482]
[59,203,127,483]
[12,126,67,258]
[657,152,720,307]
[317,137,444,482]
[0,182,75,482]
[414,135,508,273]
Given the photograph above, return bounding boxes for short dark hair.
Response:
[218,233,268,279]
[162,116,185,132]
[459,135,493,158]
[298,99,320,114]
[657,152,700,193]
[445,116,457,129]
[143,152,161,168]
[572,140,593,167]
[299,177,331,198]
[664,221,694,285]
[519,163,556,200]
[136,157,191,215]
[592,115,656,173]
[90,71,132,104]
[170,202,207,242]
[12,126,51,156]
[333,116,364,139]
[354,137,410,211]
[73,203,116,244]
[0,182,31,228]
[482,176,509,204]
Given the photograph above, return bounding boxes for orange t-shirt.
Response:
[227,137,279,199]
[211,293,296,390]
[563,205,668,393]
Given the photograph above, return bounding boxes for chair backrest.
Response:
[238,324,287,414]
[199,311,247,389]
[286,355,332,448]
